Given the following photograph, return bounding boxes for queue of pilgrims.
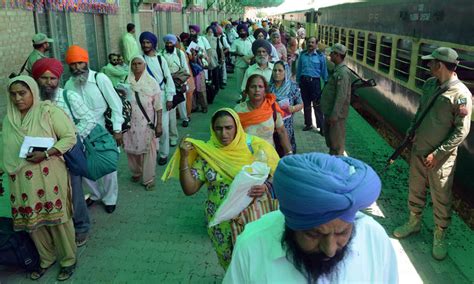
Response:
[1,16,471,283]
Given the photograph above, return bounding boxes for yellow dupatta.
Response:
[162,108,279,182]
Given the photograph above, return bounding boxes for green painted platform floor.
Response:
[1,71,473,283]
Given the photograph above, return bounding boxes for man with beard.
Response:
[139,32,178,166]
[64,45,124,214]
[160,34,190,127]
[296,37,328,135]
[32,58,96,246]
[224,153,398,283]
[189,25,212,63]
[240,39,274,101]
[230,23,253,98]
[25,33,54,76]
[101,53,129,87]
[252,28,280,63]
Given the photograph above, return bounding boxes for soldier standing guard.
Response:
[320,43,352,155]
[393,47,472,260]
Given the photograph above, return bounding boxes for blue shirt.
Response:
[296,50,328,83]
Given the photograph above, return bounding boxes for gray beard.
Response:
[72,70,89,85]
[256,57,269,66]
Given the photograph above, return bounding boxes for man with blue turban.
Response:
[139,31,178,166]
[224,153,398,283]
[160,34,190,128]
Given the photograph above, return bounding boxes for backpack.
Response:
[94,72,132,134]
[0,218,40,272]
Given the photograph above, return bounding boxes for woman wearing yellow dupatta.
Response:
[162,108,279,269]
[2,76,77,281]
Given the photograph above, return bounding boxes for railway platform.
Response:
[1,71,473,283]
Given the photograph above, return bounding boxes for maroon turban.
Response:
[189,24,200,33]
[31,58,64,80]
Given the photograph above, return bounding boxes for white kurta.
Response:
[224,211,398,284]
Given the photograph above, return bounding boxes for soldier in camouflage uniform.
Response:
[321,43,352,155]
[393,47,472,261]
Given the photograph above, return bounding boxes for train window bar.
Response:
[348,30,355,57]
[367,33,377,66]
[334,27,340,44]
[378,36,392,73]
[416,43,439,89]
[357,31,365,61]
[395,39,412,82]
[329,27,333,46]
[341,28,346,46]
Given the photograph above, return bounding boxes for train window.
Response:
[395,39,412,82]
[341,28,346,46]
[454,48,474,94]
[348,30,355,57]
[318,25,323,41]
[378,36,392,73]
[416,43,438,88]
[366,33,377,66]
[324,27,329,45]
[356,32,365,61]
[334,27,340,44]
[329,27,333,46]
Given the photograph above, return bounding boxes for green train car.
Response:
[315,0,474,223]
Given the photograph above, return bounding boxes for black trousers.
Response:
[299,77,324,130]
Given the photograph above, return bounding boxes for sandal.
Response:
[57,264,76,281]
[30,262,55,280]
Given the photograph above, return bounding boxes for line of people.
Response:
[1,17,471,283]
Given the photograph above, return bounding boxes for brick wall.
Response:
[0,8,36,127]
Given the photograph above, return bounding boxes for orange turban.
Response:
[65,45,89,64]
[31,58,64,80]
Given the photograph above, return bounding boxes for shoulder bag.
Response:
[63,89,119,181]
[61,90,89,177]
[94,72,132,134]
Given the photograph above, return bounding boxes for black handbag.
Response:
[172,93,186,109]
[62,90,89,177]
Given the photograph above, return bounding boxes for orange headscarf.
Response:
[237,93,285,129]
[65,45,89,64]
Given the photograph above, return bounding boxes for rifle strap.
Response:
[411,79,461,132]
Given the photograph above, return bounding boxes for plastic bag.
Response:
[209,161,270,227]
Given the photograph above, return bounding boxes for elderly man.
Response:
[240,39,274,101]
[393,47,472,260]
[297,37,328,134]
[321,43,352,156]
[101,53,129,87]
[32,58,96,246]
[161,34,190,127]
[139,32,177,166]
[224,153,398,283]
[64,45,124,214]
[252,28,280,63]
[121,23,140,64]
[25,33,54,76]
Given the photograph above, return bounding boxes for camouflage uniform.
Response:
[321,62,352,155]
[408,76,472,227]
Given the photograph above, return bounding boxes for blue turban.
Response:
[163,34,177,45]
[273,153,381,231]
[139,31,158,50]
[237,23,248,33]
[189,24,200,33]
